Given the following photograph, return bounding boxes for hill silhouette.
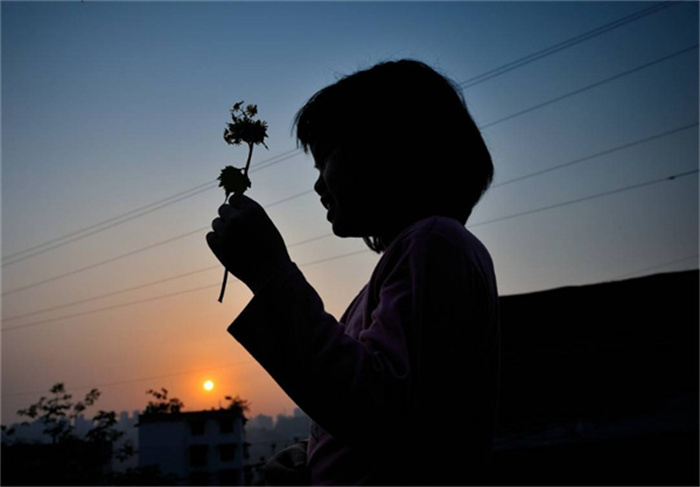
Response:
[492,269,698,485]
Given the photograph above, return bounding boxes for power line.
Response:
[0,247,372,333]
[470,170,698,229]
[2,182,216,267]
[250,148,304,173]
[2,227,209,297]
[2,233,335,323]
[8,42,692,299]
[7,115,692,321]
[5,169,695,333]
[458,1,678,89]
[3,13,694,313]
[1,149,303,267]
[491,122,699,189]
[1,186,318,298]
[0,2,678,267]
[1,282,222,333]
[1,265,221,323]
[4,113,694,305]
[479,44,699,129]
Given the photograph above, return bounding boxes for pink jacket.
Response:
[229,216,500,485]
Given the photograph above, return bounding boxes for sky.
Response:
[1,1,698,425]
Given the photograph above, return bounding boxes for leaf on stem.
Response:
[218,165,251,198]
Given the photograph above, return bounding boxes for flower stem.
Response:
[218,269,228,303]
[243,142,254,176]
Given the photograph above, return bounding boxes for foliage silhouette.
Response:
[1,383,138,485]
[143,387,184,415]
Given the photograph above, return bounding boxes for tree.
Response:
[143,387,184,414]
[224,394,250,413]
[7,383,135,460]
[1,383,136,486]
[15,383,100,444]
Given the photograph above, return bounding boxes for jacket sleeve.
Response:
[228,231,484,449]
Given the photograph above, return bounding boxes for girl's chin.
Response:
[330,217,366,239]
[328,208,381,238]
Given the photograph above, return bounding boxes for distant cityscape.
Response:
[1,404,311,485]
[1,407,311,465]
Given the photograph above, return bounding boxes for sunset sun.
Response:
[203,380,214,391]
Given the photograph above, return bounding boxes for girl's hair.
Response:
[293,59,493,252]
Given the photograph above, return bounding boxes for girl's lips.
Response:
[319,195,335,221]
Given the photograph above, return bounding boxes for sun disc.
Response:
[203,380,214,391]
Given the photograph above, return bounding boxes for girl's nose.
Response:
[314,174,326,196]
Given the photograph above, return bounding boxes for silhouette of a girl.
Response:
[207,59,499,485]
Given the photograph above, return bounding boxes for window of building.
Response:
[219,417,234,434]
[243,442,251,460]
[190,419,206,436]
[189,445,208,467]
[219,443,236,461]
[219,468,240,486]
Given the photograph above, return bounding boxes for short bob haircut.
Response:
[293,59,493,252]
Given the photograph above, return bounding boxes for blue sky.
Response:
[2,1,698,423]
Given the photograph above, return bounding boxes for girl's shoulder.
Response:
[369,215,497,297]
[388,215,486,256]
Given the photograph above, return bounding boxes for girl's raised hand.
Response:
[207,194,291,294]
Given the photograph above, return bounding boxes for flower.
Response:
[223,102,268,148]
[223,119,268,148]
[216,100,268,302]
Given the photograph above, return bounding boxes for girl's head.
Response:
[294,59,493,252]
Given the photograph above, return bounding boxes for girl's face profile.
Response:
[312,143,379,239]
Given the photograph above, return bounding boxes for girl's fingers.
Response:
[211,217,225,234]
[218,203,238,219]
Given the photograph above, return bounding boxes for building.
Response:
[138,408,247,486]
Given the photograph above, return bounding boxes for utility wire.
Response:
[4,113,694,305]
[479,44,699,129]
[491,122,699,189]
[7,87,693,300]
[6,46,692,299]
[458,1,678,89]
[0,2,679,266]
[2,182,216,267]
[3,17,694,310]
[470,170,698,229]
[2,0,690,421]
[1,149,303,267]
[10,118,692,319]
[7,261,696,399]
[1,186,318,298]
[3,233,335,323]
[2,227,208,297]
[1,265,220,323]
[1,247,372,333]
[6,264,697,400]
[5,169,695,333]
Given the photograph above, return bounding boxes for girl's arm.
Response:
[229,229,491,451]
